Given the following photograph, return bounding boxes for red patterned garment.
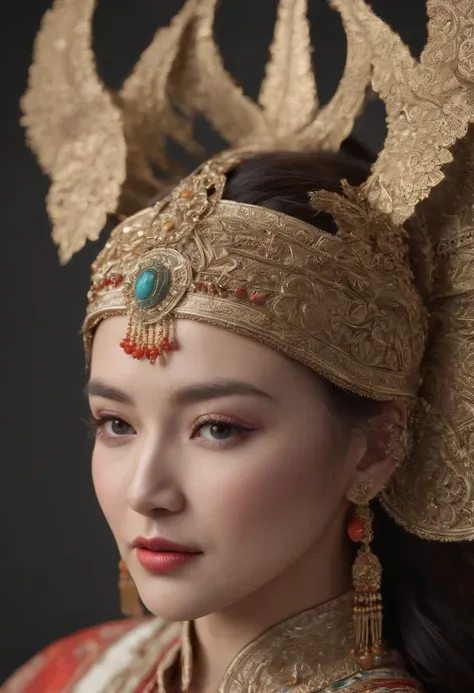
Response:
[1,618,180,693]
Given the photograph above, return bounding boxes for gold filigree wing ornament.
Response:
[193,0,372,151]
[21,0,201,264]
[356,0,474,225]
[308,0,474,540]
[381,125,474,542]
[20,0,126,264]
[22,0,373,263]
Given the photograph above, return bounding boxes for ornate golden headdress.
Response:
[22,0,474,542]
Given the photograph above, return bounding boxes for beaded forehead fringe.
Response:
[21,0,474,542]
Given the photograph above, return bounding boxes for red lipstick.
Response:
[132,537,202,573]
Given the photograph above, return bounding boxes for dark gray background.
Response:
[2,0,426,684]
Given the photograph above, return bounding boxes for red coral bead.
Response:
[133,348,145,359]
[359,653,374,670]
[235,287,247,298]
[347,517,366,543]
[250,292,265,304]
[123,344,134,355]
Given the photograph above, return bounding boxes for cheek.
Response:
[91,446,128,536]
[203,432,337,554]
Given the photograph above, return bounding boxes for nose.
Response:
[126,435,185,515]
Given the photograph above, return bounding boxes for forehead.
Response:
[92,315,281,376]
[90,316,321,400]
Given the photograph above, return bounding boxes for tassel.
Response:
[347,500,385,669]
[119,560,144,617]
[120,317,179,364]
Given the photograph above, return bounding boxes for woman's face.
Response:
[88,316,361,621]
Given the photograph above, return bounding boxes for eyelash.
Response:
[85,413,255,448]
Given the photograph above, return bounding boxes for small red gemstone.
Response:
[119,339,127,348]
[144,348,152,359]
[347,517,366,543]
[123,344,134,355]
[133,348,145,359]
[149,348,160,361]
[250,292,265,305]
[235,287,247,298]
[169,340,179,351]
[208,283,217,294]
[159,337,170,350]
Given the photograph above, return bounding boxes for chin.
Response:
[135,566,265,623]
[137,580,224,622]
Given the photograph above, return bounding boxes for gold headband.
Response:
[84,153,426,400]
[22,0,474,542]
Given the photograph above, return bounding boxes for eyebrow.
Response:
[84,378,274,407]
[84,380,134,405]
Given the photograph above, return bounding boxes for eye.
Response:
[192,415,255,446]
[86,415,136,440]
[102,418,135,437]
[200,421,236,441]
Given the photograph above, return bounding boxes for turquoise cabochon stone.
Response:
[134,269,158,301]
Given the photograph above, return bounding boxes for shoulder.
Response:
[1,617,180,693]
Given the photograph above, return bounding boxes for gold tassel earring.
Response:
[346,478,385,670]
[119,560,144,617]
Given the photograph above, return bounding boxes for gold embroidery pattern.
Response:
[381,127,474,541]
[151,600,422,693]
[217,594,358,693]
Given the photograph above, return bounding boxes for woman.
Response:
[4,0,473,691]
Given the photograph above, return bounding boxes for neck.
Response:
[190,525,351,693]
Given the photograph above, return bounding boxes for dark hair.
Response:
[223,146,474,693]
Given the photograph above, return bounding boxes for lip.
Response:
[132,536,202,573]
[135,548,200,572]
[132,536,200,553]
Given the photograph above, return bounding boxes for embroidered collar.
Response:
[157,592,360,693]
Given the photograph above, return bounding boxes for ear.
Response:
[349,400,408,498]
